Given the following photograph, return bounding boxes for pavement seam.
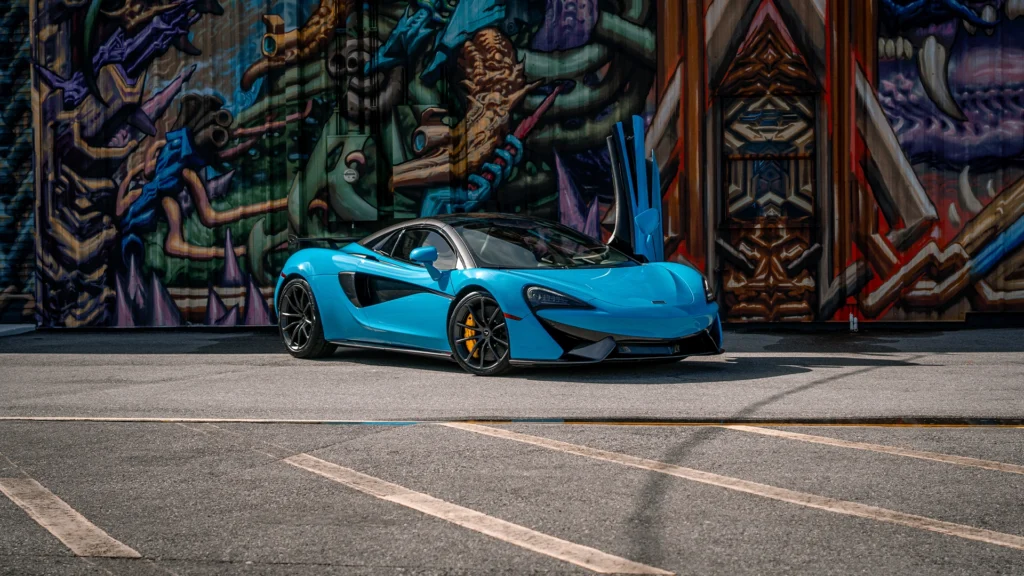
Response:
[2,417,1024,426]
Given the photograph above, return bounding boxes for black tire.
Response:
[278,278,337,359]
[448,291,511,376]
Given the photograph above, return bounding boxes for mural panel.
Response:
[15,0,1023,327]
[702,0,1024,323]
[706,0,827,323]
[0,0,35,323]
[862,0,1024,320]
[28,0,658,327]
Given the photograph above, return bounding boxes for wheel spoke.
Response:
[485,340,504,364]
[478,301,489,330]
[456,335,483,344]
[280,312,301,318]
[492,336,509,347]
[487,306,501,326]
[456,322,475,331]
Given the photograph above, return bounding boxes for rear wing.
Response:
[287,235,361,250]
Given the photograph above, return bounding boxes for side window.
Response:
[369,231,398,256]
[391,229,459,270]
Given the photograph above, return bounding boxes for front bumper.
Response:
[508,307,724,365]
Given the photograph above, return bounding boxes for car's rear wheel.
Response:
[449,291,511,376]
[279,278,336,359]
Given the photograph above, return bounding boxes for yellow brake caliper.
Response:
[464,313,479,358]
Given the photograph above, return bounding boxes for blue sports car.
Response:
[274,213,723,375]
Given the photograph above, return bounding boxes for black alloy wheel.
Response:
[448,291,511,376]
[278,279,336,359]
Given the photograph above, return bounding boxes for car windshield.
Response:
[454,219,636,269]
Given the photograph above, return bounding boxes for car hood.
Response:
[502,264,696,306]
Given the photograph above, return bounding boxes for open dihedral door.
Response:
[606,115,664,263]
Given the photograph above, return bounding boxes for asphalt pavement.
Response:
[0,328,1022,421]
[0,328,1022,574]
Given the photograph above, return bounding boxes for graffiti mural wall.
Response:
[27,0,657,327]
[1,0,35,323]
[15,0,1024,326]
[867,0,1024,320]
[697,0,1024,323]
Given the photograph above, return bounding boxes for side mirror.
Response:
[410,246,438,265]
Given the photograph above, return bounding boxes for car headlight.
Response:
[524,286,594,310]
[703,276,715,303]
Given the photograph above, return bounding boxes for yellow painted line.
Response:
[723,425,1024,475]
[444,423,1024,552]
[0,477,140,558]
[284,453,671,575]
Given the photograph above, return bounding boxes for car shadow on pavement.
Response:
[319,350,924,386]
[5,328,1022,356]
[517,355,923,385]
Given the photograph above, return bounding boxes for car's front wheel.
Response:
[278,278,336,359]
[448,291,511,376]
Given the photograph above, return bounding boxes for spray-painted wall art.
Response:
[1,0,34,324]
[27,0,657,327]
[697,0,1024,323]
[15,0,1024,327]
[862,0,1024,320]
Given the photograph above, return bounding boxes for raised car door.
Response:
[341,227,459,352]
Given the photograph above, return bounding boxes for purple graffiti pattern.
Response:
[36,2,203,108]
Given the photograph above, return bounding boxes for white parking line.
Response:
[284,453,671,575]
[723,425,1024,475]
[444,423,1024,552]
[0,477,140,558]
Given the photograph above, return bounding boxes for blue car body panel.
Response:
[275,220,723,365]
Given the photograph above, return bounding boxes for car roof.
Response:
[359,213,547,246]
[430,212,540,226]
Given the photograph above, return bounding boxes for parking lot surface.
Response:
[1,329,1022,574]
